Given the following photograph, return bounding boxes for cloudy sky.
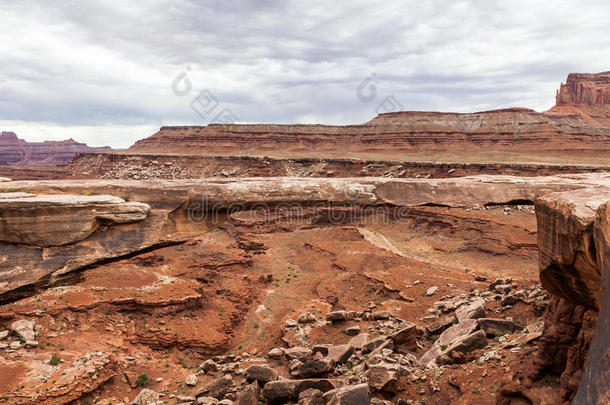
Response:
[1,0,609,148]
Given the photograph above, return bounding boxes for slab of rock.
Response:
[389,322,417,348]
[322,383,370,405]
[348,333,369,350]
[198,397,219,405]
[420,319,481,366]
[455,299,486,322]
[326,345,354,365]
[425,317,454,335]
[245,364,278,384]
[477,318,522,337]
[185,374,198,386]
[436,318,479,348]
[441,330,488,361]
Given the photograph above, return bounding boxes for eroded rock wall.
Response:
[533,188,610,403]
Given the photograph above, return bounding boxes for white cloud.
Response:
[0,0,609,147]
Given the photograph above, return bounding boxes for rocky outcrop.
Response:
[527,186,610,403]
[127,73,610,161]
[555,72,610,107]
[0,194,149,247]
[0,131,113,166]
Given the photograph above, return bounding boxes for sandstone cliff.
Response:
[0,131,113,165]
[127,73,610,163]
[517,186,610,403]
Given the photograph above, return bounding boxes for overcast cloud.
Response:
[1,0,609,148]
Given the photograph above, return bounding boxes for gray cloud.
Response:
[0,0,609,147]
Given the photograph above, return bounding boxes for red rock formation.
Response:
[127,73,610,162]
[0,131,113,165]
[522,187,610,403]
[555,72,610,107]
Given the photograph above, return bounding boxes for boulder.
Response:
[322,383,370,405]
[235,382,259,405]
[262,380,297,401]
[185,374,198,386]
[298,388,324,405]
[372,311,390,320]
[10,319,35,341]
[131,389,159,405]
[284,346,311,361]
[267,348,283,359]
[325,311,348,322]
[367,364,399,392]
[297,359,333,378]
[196,376,233,399]
[245,364,278,384]
[426,286,439,296]
[361,336,388,354]
[420,319,482,366]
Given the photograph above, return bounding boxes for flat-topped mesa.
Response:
[0,131,114,166]
[126,72,610,160]
[556,71,610,106]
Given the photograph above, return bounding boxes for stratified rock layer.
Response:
[0,131,112,166]
[127,73,610,162]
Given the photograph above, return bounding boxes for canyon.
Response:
[0,72,608,405]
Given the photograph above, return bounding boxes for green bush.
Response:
[49,354,61,366]
[136,373,150,387]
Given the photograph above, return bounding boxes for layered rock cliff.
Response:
[506,185,610,403]
[0,131,113,165]
[128,73,610,161]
